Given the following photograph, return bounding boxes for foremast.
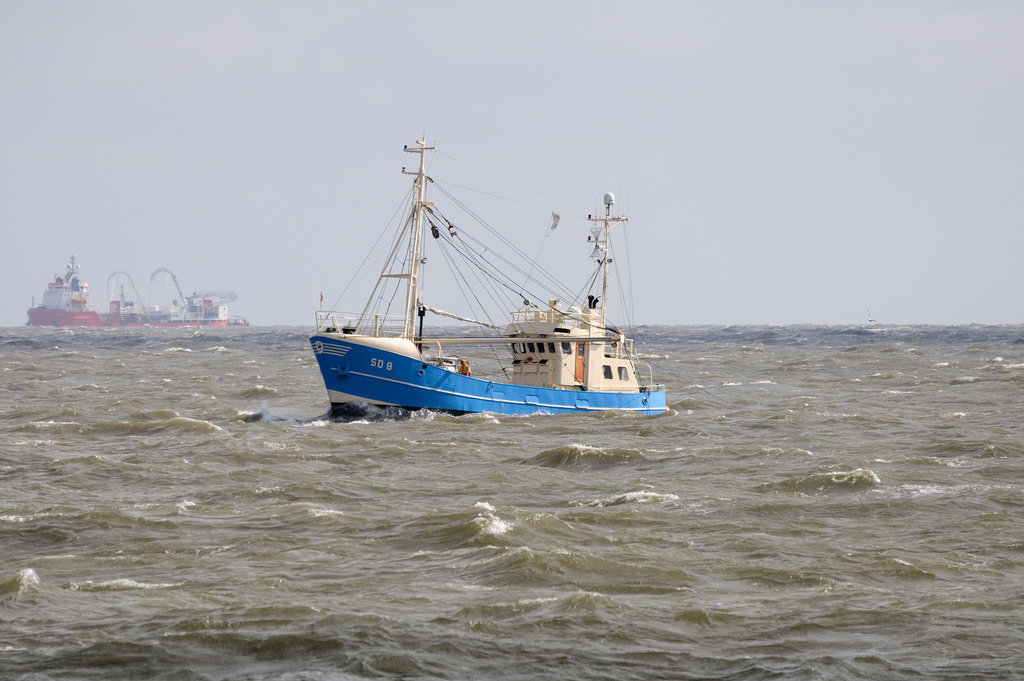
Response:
[401,138,433,339]
[356,138,434,339]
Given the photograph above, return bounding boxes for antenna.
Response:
[587,191,628,330]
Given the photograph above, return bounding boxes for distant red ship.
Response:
[26,256,248,327]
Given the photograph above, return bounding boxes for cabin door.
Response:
[574,342,586,383]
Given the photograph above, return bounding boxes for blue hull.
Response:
[310,334,668,416]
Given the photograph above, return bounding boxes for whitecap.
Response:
[830,468,881,484]
[17,568,40,591]
[476,513,512,536]
[71,579,181,591]
[473,504,511,536]
[0,568,41,597]
[572,490,680,508]
[896,483,969,497]
[309,507,345,517]
[761,447,814,457]
[168,416,224,433]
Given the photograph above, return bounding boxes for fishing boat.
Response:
[309,139,667,416]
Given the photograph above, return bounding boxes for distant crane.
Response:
[106,271,144,309]
[150,267,186,308]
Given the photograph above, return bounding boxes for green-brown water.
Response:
[3,325,1023,680]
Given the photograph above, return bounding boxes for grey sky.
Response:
[2,1,1022,327]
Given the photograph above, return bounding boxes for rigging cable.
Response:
[432,184,579,304]
[328,187,414,313]
[434,149,591,214]
[644,358,728,405]
[423,227,512,375]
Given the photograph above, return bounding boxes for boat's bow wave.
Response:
[327,402,426,422]
[240,403,429,424]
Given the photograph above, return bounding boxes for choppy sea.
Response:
[2,324,1023,680]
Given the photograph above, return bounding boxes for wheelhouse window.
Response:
[618,367,629,381]
[603,365,613,379]
[527,342,536,353]
[562,342,572,354]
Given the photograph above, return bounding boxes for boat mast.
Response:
[401,138,434,338]
[587,193,627,330]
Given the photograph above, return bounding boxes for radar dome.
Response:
[603,192,615,206]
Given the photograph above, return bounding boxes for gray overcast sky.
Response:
[2,1,1022,327]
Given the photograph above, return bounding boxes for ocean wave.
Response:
[392,504,517,552]
[454,589,626,628]
[766,468,880,495]
[473,502,512,537]
[919,437,1023,458]
[873,557,937,580]
[570,490,680,508]
[669,397,705,410]
[70,578,182,591]
[11,420,83,434]
[86,416,224,435]
[238,384,279,398]
[128,408,182,420]
[760,446,815,457]
[0,568,40,597]
[70,382,105,391]
[307,506,345,517]
[523,444,649,470]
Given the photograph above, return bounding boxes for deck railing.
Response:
[315,311,407,337]
[637,361,665,393]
